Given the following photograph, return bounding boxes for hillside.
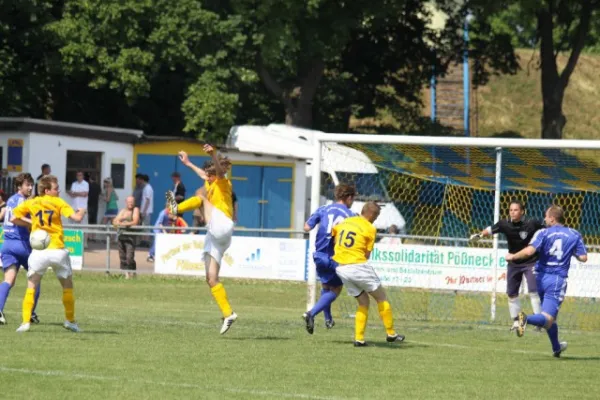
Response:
[476,49,600,140]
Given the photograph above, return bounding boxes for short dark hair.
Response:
[135,173,144,179]
[509,200,525,211]
[142,174,150,183]
[334,184,356,201]
[171,172,181,178]
[41,164,50,170]
[14,173,34,191]
[547,205,565,224]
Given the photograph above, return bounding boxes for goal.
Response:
[307,133,600,331]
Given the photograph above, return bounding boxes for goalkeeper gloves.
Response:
[469,233,481,242]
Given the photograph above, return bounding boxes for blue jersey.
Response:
[2,193,30,241]
[306,203,354,256]
[529,225,586,278]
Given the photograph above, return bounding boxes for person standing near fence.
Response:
[101,178,119,227]
[113,196,140,279]
[33,164,50,197]
[68,170,89,249]
[469,200,543,332]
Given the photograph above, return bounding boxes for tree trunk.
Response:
[541,97,566,139]
[257,57,324,129]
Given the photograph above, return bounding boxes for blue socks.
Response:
[310,289,338,320]
[0,281,11,311]
[547,323,561,352]
[526,313,547,327]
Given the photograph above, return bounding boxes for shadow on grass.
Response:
[330,339,424,350]
[223,336,291,341]
[45,322,119,335]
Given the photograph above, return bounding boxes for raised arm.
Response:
[203,144,225,178]
[178,151,208,180]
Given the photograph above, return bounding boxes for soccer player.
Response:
[470,200,543,331]
[303,184,356,333]
[11,175,86,333]
[332,202,405,346]
[0,173,41,325]
[165,144,237,334]
[507,205,587,357]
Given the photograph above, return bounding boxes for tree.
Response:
[471,0,600,139]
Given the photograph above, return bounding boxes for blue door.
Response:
[230,165,262,237]
[262,167,293,238]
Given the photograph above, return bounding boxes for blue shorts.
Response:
[313,252,343,287]
[1,240,31,271]
[537,273,568,319]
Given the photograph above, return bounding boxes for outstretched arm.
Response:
[204,144,225,178]
[178,151,208,180]
[506,245,536,262]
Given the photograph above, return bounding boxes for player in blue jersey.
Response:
[303,184,356,334]
[507,205,587,357]
[0,173,40,325]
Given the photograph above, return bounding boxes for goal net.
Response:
[307,135,600,331]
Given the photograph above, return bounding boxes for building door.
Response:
[66,150,102,188]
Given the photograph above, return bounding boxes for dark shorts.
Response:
[506,262,537,297]
[313,252,343,287]
[88,207,98,225]
[1,240,31,271]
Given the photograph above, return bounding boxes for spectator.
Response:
[86,173,101,224]
[101,177,119,227]
[133,173,145,209]
[0,190,6,223]
[113,196,140,279]
[232,191,238,223]
[192,205,205,231]
[379,224,402,245]
[147,205,188,262]
[34,164,51,197]
[171,172,186,203]
[68,170,89,248]
[140,174,154,245]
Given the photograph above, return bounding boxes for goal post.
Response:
[307,133,600,330]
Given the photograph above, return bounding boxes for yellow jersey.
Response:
[205,177,233,219]
[332,216,376,265]
[13,196,75,249]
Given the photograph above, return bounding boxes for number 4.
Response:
[549,239,563,260]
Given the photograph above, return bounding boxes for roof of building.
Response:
[0,117,144,144]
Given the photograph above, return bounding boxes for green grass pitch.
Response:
[1,272,599,400]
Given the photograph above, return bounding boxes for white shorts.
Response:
[335,263,382,297]
[28,249,73,280]
[204,208,234,264]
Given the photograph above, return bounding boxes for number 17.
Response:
[35,210,54,226]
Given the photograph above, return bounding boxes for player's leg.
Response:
[307,254,342,328]
[205,253,237,334]
[506,265,524,332]
[17,250,48,332]
[166,187,205,215]
[53,250,80,332]
[369,285,405,343]
[0,265,18,324]
[20,251,41,324]
[354,291,370,346]
[524,264,542,314]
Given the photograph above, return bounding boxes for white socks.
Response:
[508,297,521,320]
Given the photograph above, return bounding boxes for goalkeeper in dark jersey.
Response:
[470,200,543,332]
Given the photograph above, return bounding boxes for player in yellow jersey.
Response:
[332,202,405,346]
[10,175,86,333]
[165,144,237,334]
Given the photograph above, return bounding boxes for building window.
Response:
[110,163,125,189]
[66,150,102,187]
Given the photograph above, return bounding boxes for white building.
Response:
[0,117,142,211]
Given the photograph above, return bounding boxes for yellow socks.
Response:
[378,301,396,336]
[178,196,202,213]
[211,283,233,317]
[355,305,369,342]
[22,288,35,324]
[62,288,75,322]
